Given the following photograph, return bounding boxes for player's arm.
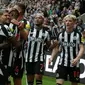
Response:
[11,19,29,40]
[72,43,84,66]
[19,27,29,40]
[72,34,84,66]
[49,40,59,64]
[0,36,20,49]
[77,44,84,60]
[18,20,30,40]
[7,36,21,48]
[0,42,9,49]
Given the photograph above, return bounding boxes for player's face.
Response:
[34,16,43,26]
[64,18,75,30]
[10,11,15,19]
[10,10,19,20]
[0,12,10,23]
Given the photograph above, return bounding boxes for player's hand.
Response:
[18,22,25,30]
[72,58,79,66]
[11,19,20,25]
[48,58,52,65]
[49,40,58,50]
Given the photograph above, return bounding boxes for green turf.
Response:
[11,75,85,85]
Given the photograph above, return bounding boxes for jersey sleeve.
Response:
[21,19,31,30]
[4,25,13,37]
[44,31,50,42]
[9,23,18,36]
[77,32,83,44]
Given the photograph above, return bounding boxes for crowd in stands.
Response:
[0,0,85,17]
[0,0,85,48]
[0,0,85,85]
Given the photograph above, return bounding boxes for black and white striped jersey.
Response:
[9,23,18,36]
[9,19,30,37]
[76,25,84,33]
[57,30,82,67]
[0,24,13,65]
[8,20,30,69]
[0,24,13,38]
[0,24,13,46]
[0,24,14,77]
[7,23,18,67]
[26,27,50,62]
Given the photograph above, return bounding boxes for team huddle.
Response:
[0,2,84,85]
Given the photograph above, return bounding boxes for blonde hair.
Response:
[63,14,77,22]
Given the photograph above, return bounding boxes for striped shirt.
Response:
[57,30,82,67]
[8,23,18,67]
[9,23,18,36]
[26,26,50,62]
[9,19,30,69]
[0,24,13,37]
[9,19,30,37]
[0,24,13,66]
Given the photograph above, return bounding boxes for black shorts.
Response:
[26,62,44,75]
[6,76,11,84]
[11,49,25,78]
[0,63,9,84]
[11,57,25,78]
[11,67,24,78]
[2,47,11,66]
[56,65,80,83]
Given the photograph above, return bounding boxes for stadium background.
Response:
[0,0,85,85]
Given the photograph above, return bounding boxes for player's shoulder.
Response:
[1,24,9,30]
[22,18,29,23]
[74,29,81,35]
[58,29,65,35]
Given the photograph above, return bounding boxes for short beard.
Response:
[36,23,41,27]
[35,24,42,30]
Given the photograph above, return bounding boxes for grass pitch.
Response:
[11,75,84,85]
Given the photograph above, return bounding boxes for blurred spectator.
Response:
[76,18,85,33]
[74,0,80,11]
[0,0,84,20]
[57,17,65,33]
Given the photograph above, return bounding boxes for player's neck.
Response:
[66,27,73,33]
[35,24,42,30]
